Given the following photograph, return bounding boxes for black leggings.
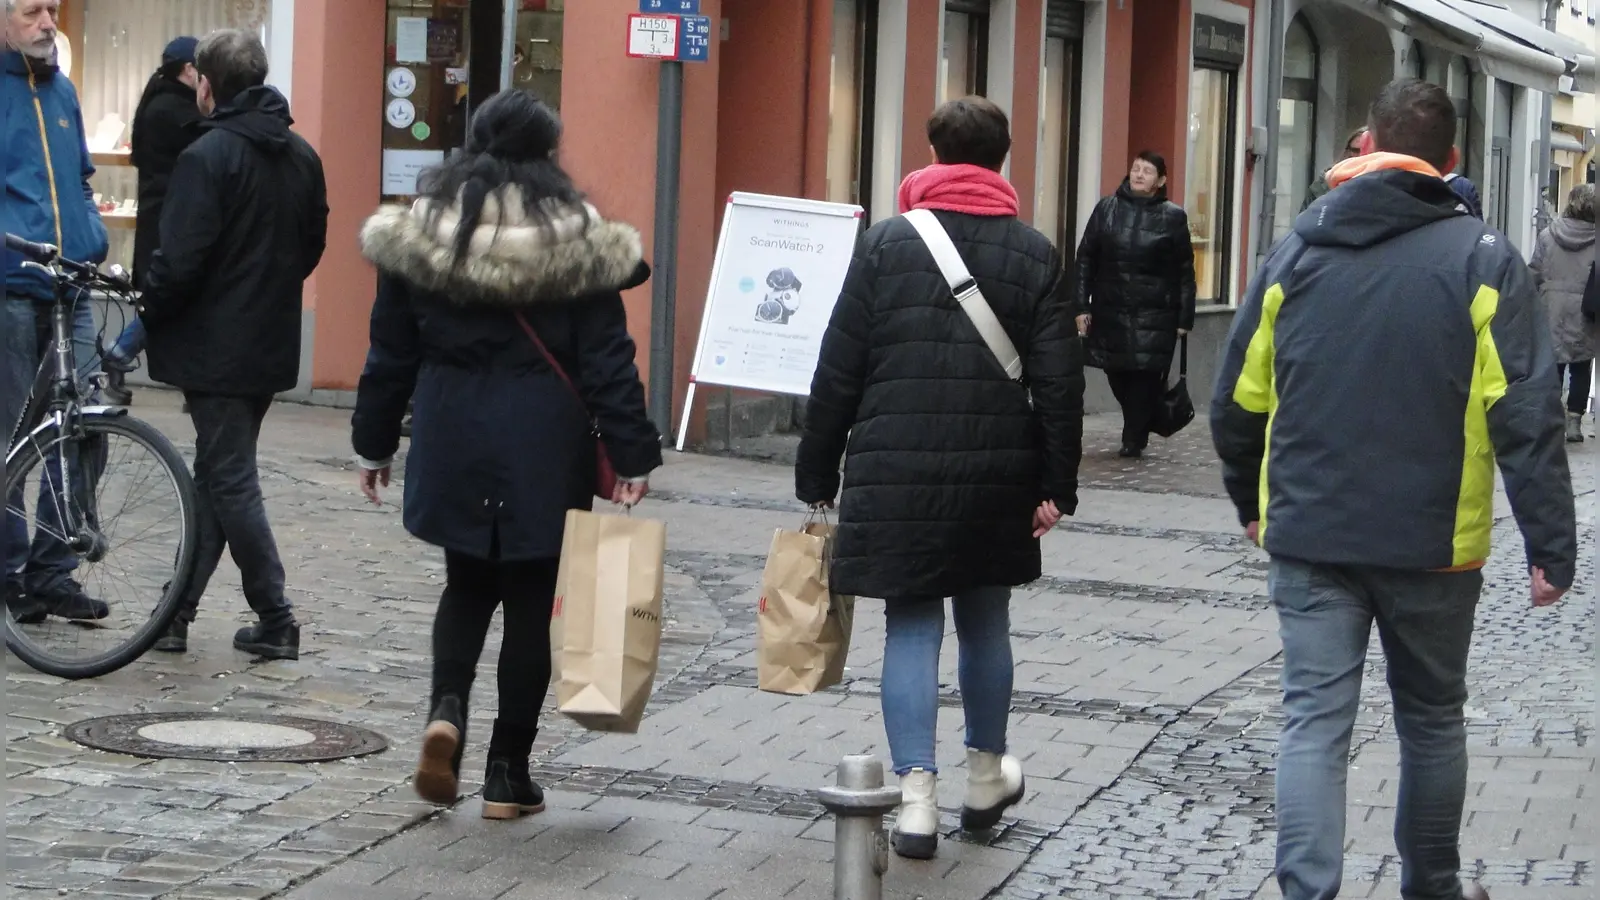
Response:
[1558,360,1593,415]
[431,549,559,729]
[1105,369,1167,449]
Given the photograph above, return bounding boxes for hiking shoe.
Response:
[39,581,110,621]
[415,695,465,806]
[152,618,188,653]
[481,719,544,820]
[233,620,299,660]
[6,581,47,625]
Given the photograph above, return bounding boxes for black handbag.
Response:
[1581,261,1599,323]
[1151,336,1195,438]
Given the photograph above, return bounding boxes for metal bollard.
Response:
[815,755,903,900]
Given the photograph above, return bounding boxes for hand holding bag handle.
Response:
[902,209,1027,387]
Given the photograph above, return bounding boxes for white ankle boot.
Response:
[891,768,939,859]
[962,749,1025,831]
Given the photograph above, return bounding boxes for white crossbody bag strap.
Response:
[902,208,1025,382]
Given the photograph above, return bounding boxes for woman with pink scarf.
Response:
[796,96,1085,860]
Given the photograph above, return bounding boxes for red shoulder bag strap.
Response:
[514,311,586,407]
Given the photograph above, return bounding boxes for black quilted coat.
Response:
[1075,180,1197,372]
[795,211,1085,601]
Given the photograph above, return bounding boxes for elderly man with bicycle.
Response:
[3,0,112,624]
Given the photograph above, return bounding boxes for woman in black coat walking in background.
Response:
[351,90,660,820]
[1075,151,1197,458]
[796,97,1084,861]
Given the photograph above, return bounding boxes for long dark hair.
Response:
[416,90,587,263]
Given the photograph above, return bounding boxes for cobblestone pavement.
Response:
[5,389,1594,900]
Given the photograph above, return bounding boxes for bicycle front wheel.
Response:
[5,412,199,679]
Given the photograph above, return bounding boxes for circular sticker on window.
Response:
[411,122,431,141]
[385,98,416,129]
[386,67,417,99]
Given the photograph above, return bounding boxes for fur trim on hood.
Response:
[358,186,646,306]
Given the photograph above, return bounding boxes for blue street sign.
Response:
[639,0,700,14]
[678,14,712,62]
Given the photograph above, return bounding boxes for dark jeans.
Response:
[178,393,293,627]
[1105,369,1166,449]
[1270,557,1481,900]
[1557,360,1592,414]
[5,294,102,595]
[432,549,559,729]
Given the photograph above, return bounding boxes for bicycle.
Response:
[4,233,199,679]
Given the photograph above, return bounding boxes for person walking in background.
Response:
[1529,183,1595,443]
[1074,151,1196,458]
[1301,126,1368,212]
[3,0,112,625]
[1212,78,1576,900]
[796,97,1084,860]
[1444,170,1484,219]
[101,34,205,406]
[139,29,328,658]
[352,90,660,820]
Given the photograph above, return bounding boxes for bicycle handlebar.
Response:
[5,232,133,294]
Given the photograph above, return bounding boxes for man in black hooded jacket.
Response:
[138,28,329,659]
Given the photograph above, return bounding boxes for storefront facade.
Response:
[66,0,1258,429]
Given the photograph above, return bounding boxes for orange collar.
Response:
[1326,152,1442,190]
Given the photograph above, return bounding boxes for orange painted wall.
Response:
[295,0,384,391]
[803,0,834,201]
[715,0,811,204]
[1011,0,1044,220]
[901,2,942,183]
[563,0,724,433]
[1127,0,1190,201]
[1100,4,1134,196]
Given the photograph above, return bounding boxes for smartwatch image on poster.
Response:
[754,267,803,325]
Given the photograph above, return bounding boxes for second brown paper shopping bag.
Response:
[756,518,855,695]
[551,509,667,733]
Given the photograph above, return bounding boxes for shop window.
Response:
[1489,80,1514,232]
[1189,14,1245,305]
[1036,0,1084,259]
[1447,56,1472,177]
[941,0,990,102]
[511,0,565,109]
[1275,14,1318,240]
[826,0,877,215]
[73,0,275,272]
[382,0,475,204]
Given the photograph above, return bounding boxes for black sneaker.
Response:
[39,580,110,621]
[6,582,47,625]
[152,618,188,653]
[233,620,299,660]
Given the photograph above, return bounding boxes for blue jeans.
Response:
[881,587,1013,774]
[1271,557,1481,900]
[4,294,102,594]
[109,315,146,364]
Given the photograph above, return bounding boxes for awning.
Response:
[1551,130,1587,153]
[1334,0,1569,92]
[1443,0,1598,92]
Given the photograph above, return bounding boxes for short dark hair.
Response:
[927,97,1011,170]
[196,29,268,107]
[1133,150,1167,179]
[1367,78,1456,172]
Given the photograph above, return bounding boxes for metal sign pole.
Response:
[648,60,684,438]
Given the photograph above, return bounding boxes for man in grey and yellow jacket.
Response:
[1212,79,1576,900]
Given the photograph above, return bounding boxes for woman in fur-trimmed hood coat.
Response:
[351,180,662,562]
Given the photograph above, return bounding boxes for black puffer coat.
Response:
[139,86,328,396]
[1075,180,1196,372]
[795,210,1085,601]
[352,190,662,562]
[129,73,201,287]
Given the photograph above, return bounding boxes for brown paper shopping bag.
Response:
[550,508,667,733]
[756,517,855,695]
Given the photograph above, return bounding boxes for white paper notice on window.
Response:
[382,149,445,197]
[395,17,428,64]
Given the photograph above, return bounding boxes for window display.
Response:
[1188,13,1244,305]
[1036,1,1084,259]
[72,0,275,272]
[511,0,564,109]
[382,1,473,203]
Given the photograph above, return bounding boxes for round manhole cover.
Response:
[65,713,388,762]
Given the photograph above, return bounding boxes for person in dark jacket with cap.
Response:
[139,29,329,659]
[1212,78,1574,900]
[101,35,204,405]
